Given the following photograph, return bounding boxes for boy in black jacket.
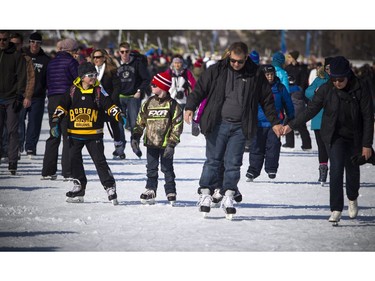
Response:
[50,62,126,205]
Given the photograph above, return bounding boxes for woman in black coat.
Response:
[284,56,374,224]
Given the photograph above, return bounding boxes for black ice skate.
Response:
[66,179,86,203]
[140,189,156,205]
[105,186,118,205]
[8,162,17,175]
[318,164,328,186]
[166,193,176,206]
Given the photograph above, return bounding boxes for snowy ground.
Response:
[1,112,374,279]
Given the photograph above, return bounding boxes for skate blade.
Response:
[202,212,208,218]
[225,214,234,220]
[66,196,84,203]
[141,198,155,205]
[169,201,176,206]
[111,199,119,206]
[332,222,339,227]
[246,178,253,182]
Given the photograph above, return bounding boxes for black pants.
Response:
[0,99,20,163]
[327,136,360,212]
[70,137,115,188]
[42,95,71,177]
[314,130,329,164]
[284,123,312,149]
[145,147,176,195]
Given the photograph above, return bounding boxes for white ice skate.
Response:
[140,189,156,205]
[221,190,236,220]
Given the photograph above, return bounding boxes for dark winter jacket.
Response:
[0,42,26,101]
[24,46,51,99]
[46,51,79,97]
[52,78,123,140]
[185,57,279,139]
[289,74,374,153]
[115,54,151,99]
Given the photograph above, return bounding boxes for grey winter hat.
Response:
[78,62,97,77]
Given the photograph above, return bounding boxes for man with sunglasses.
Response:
[283,56,374,225]
[184,41,282,219]
[113,42,151,159]
[0,30,27,175]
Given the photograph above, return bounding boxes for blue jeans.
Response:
[248,126,281,177]
[327,136,360,212]
[19,97,45,153]
[199,120,246,194]
[118,97,141,145]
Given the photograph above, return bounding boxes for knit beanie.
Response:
[78,62,97,77]
[29,32,42,42]
[330,56,351,77]
[152,71,172,92]
[60,38,79,52]
[289,50,299,61]
[272,52,285,67]
[249,50,260,65]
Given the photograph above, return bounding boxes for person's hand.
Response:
[282,125,292,136]
[272,124,283,138]
[50,123,60,138]
[134,90,141,99]
[119,113,127,127]
[184,110,193,124]
[362,147,372,160]
[163,145,175,159]
[131,138,142,158]
[23,98,31,108]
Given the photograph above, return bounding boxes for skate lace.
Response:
[71,180,82,193]
[212,189,222,200]
[143,189,155,197]
[197,194,212,207]
[221,195,234,209]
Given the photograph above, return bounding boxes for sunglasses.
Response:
[331,77,346,83]
[151,84,158,88]
[93,56,104,59]
[83,73,98,78]
[120,50,130,54]
[229,58,245,64]
[0,38,8,42]
[29,40,41,44]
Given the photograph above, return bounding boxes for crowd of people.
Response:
[1,30,374,222]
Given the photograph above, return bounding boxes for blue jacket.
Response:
[305,73,329,130]
[46,51,79,97]
[257,78,294,127]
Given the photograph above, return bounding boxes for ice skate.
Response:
[221,190,236,220]
[318,164,328,186]
[105,186,118,205]
[197,188,212,217]
[66,179,85,203]
[246,172,255,182]
[348,199,358,219]
[140,189,156,205]
[268,172,276,179]
[112,142,126,160]
[328,211,341,226]
[8,162,17,175]
[211,188,223,208]
[233,190,242,203]
[167,193,176,206]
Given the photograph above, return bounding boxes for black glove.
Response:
[163,145,174,159]
[351,149,375,166]
[131,138,142,158]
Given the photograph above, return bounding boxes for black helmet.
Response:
[262,64,275,74]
